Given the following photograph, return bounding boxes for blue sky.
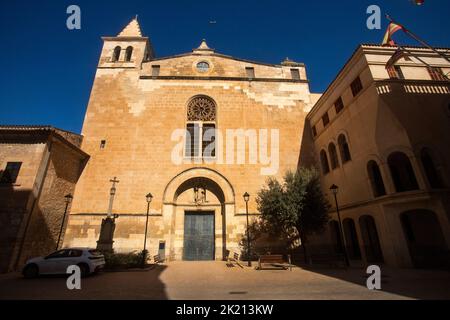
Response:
[1,0,449,133]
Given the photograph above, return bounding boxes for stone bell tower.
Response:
[97,17,154,69]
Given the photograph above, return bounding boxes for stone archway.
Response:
[359,215,384,263]
[400,209,448,268]
[343,218,361,260]
[162,168,235,261]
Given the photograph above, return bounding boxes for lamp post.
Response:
[243,192,251,267]
[142,192,153,266]
[56,194,73,251]
[330,184,350,267]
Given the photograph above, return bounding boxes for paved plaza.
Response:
[0,261,449,300]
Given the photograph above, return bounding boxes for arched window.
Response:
[421,148,444,188]
[338,134,351,163]
[320,150,330,174]
[125,46,133,62]
[367,160,386,197]
[328,143,339,169]
[388,152,419,192]
[400,210,447,268]
[185,96,216,158]
[112,46,121,62]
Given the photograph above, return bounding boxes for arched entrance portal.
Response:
[400,209,448,268]
[163,168,236,261]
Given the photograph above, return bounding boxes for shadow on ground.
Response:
[296,262,450,300]
[0,264,169,300]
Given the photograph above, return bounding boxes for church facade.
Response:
[62,19,319,260]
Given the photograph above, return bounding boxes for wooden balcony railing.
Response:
[375,79,450,95]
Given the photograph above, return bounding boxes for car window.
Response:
[46,250,70,259]
[68,250,82,257]
[88,249,102,256]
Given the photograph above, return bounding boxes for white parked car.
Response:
[22,248,105,278]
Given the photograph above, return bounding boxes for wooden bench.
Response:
[226,251,244,268]
[257,254,292,271]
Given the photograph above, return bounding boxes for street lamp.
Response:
[56,194,73,250]
[142,192,153,266]
[329,184,350,267]
[243,192,251,267]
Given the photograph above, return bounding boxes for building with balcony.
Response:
[306,44,450,268]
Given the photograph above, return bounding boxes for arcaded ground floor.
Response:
[1,261,450,300]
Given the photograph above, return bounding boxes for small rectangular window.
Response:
[350,76,363,97]
[290,69,300,80]
[152,65,160,77]
[427,67,446,81]
[100,140,106,149]
[311,125,317,137]
[334,97,344,114]
[0,162,22,184]
[322,112,330,127]
[246,67,255,79]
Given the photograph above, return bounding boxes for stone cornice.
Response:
[140,75,309,83]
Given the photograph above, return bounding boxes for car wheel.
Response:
[23,264,39,279]
[77,263,89,277]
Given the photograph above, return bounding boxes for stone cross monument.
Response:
[97,177,120,252]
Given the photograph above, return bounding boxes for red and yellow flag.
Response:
[382,22,404,46]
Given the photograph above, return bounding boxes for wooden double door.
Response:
[183,212,215,261]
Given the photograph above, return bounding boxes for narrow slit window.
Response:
[322,112,330,127]
[100,140,106,149]
[246,67,255,79]
[290,69,300,80]
[152,65,160,77]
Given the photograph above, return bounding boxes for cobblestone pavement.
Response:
[0,261,449,300]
